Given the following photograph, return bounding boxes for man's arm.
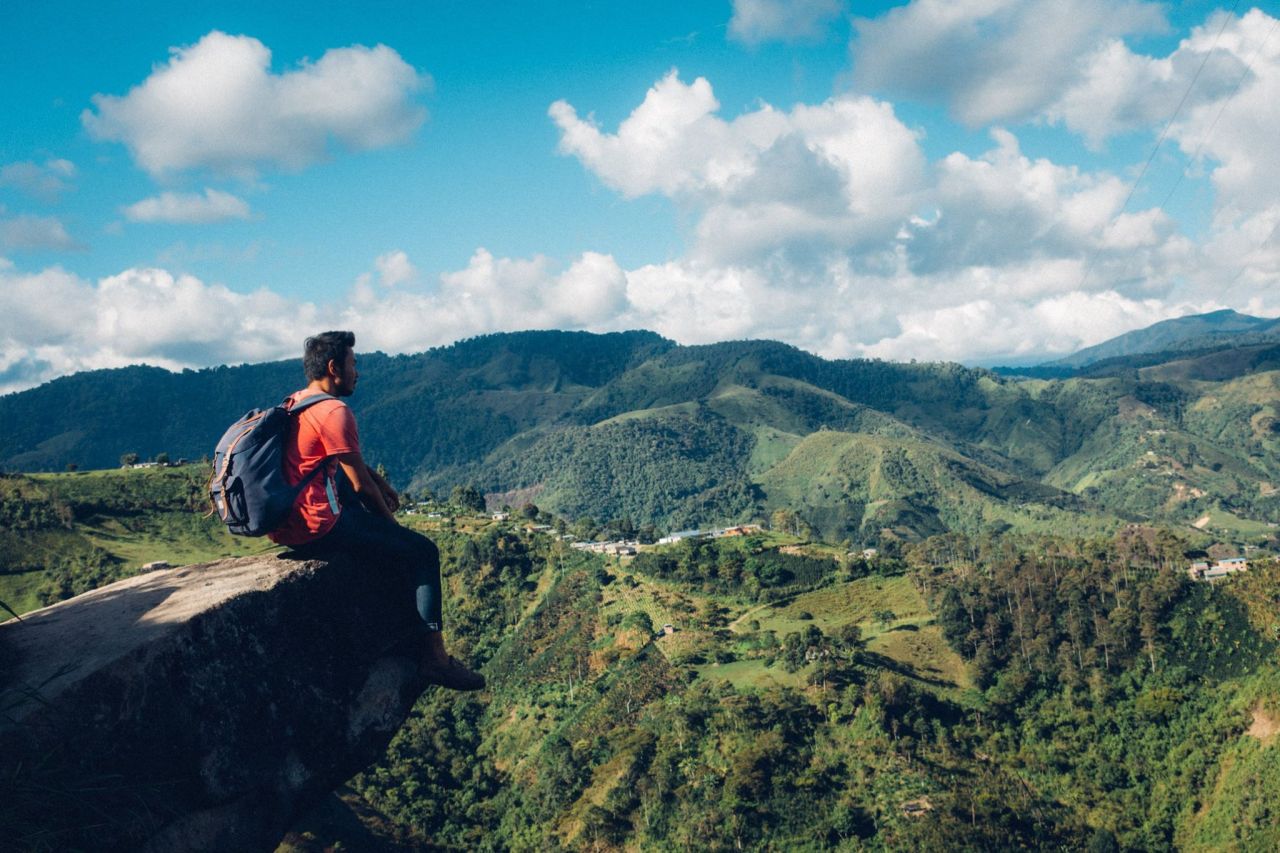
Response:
[335,451,396,520]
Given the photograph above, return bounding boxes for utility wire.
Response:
[1219,217,1280,305]
[1157,10,1279,216]
[1075,1,1241,292]
[1199,12,1280,305]
[1112,1,1240,223]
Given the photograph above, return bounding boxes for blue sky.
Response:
[2,0,1278,392]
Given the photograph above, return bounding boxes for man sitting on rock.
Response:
[269,330,484,691]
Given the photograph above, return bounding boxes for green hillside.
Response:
[6,468,1280,850]
[755,429,1111,543]
[0,466,267,614]
[2,330,1279,549]
[344,520,1280,850]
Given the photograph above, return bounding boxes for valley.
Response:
[3,322,1280,849]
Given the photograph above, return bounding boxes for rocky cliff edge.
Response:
[0,553,431,851]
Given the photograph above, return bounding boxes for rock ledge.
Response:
[0,553,429,852]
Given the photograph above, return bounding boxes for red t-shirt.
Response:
[268,391,360,545]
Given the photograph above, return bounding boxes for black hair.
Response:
[303,331,355,381]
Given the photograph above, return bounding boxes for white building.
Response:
[1192,557,1249,581]
[657,529,705,545]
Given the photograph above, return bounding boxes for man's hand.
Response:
[370,467,400,512]
[335,451,396,520]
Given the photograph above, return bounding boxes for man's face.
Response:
[332,348,358,396]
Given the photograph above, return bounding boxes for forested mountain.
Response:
[2,329,1278,546]
[1046,309,1280,369]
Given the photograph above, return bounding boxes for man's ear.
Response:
[327,358,341,379]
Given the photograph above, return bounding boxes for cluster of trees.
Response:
[629,536,838,600]
[483,410,758,531]
[916,527,1246,690]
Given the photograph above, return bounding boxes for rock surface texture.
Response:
[0,553,429,852]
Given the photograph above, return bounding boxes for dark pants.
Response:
[294,501,443,630]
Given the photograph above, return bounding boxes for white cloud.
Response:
[82,31,427,177]
[550,252,630,326]
[1167,9,1280,222]
[0,213,79,251]
[0,263,311,395]
[344,248,633,353]
[852,0,1167,126]
[1040,8,1280,223]
[545,73,1266,365]
[352,249,420,303]
[728,0,845,45]
[0,249,628,395]
[552,70,926,264]
[860,291,1203,364]
[0,264,96,348]
[93,267,306,363]
[551,71,788,199]
[374,250,416,287]
[1047,31,1246,148]
[624,261,766,343]
[123,188,251,224]
[908,128,1174,276]
[0,159,76,202]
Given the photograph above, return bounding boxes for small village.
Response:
[566,524,765,556]
[1187,556,1250,582]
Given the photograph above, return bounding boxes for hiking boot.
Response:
[423,656,486,691]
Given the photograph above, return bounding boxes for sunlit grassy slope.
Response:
[0,465,269,615]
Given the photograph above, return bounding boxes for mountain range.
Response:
[2,312,1278,544]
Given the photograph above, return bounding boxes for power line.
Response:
[1113,1,1241,223]
[1075,1,1241,293]
[1157,9,1280,216]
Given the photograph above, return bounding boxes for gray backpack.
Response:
[208,394,337,536]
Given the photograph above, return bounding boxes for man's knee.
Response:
[419,537,439,567]
[394,526,439,567]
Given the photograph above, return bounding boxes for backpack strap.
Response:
[285,392,340,414]
[283,392,344,498]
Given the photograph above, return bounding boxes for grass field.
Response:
[1197,507,1278,538]
[692,658,809,690]
[867,624,971,689]
[601,571,704,633]
[720,575,971,689]
[0,571,47,618]
[734,575,932,638]
[84,514,273,566]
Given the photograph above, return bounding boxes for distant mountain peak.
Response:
[1046,309,1278,369]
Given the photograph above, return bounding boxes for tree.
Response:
[937,586,970,653]
[835,622,864,654]
[154,452,170,465]
[450,484,487,513]
[120,452,139,467]
[771,508,810,537]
